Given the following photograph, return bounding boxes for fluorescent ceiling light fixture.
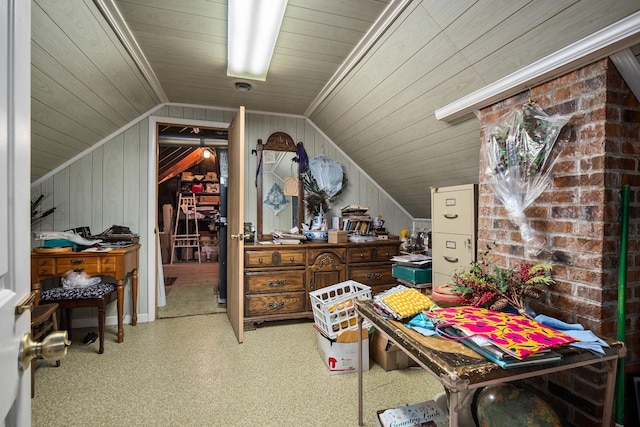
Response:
[227,0,288,81]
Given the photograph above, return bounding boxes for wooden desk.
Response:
[356,300,625,427]
[31,244,141,343]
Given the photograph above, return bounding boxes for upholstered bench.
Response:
[40,282,117,354]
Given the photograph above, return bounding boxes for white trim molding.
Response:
[304,0,415,117]
[610,48,640,103]
[94,0,169,103]
[436,11,640,122]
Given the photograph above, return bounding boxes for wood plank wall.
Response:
[31,104,412,324]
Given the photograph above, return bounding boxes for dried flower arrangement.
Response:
[302,167,347,218]
[450,243,554,319]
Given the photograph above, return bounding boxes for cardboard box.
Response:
[392,264,432,285]
[205,182,220,193]
[199,195,220,204]
[371,333,418,371]
[316,328,369,375]
[328,230,348,244]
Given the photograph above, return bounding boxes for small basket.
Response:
[309,280,372,339]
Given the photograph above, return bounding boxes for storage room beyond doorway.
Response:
[156,124,228,318]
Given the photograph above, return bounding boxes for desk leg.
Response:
[116,279,124,343]
[131,269,138,326]
[358,315,364,426]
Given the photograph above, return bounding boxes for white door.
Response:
[0,0,33,425]
[226,107,245,343]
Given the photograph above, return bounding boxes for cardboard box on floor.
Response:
[371,332,418,371]
[316,327,369,375]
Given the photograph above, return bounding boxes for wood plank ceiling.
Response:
[31,0,640,217]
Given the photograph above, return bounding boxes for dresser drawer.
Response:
[245,270,305,293]
[348,246,396,263]
[55,257,100,275]
[245,292,306,316]
[348,265,394,287]
[245,249,305,268]
[100,256,116,273]
[34,257,56,276]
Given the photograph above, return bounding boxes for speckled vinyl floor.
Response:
[31,314,445,427]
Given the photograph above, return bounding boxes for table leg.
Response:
[603,358,618,425]
[116,279,124,343]
[448,390,459,427]
[131,269,138,326]
[358,315,364,426]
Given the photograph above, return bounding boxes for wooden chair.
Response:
[30,303,61,398]
[38,281,118,354]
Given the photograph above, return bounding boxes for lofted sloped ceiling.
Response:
[31,0,640,218]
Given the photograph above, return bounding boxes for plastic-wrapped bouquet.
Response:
[483,101,571,255]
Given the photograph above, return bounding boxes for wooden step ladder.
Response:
[170,193,201,263]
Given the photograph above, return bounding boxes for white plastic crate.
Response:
[309,280,372,339]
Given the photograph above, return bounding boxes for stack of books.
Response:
[341,205,371,234]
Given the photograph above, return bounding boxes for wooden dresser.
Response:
[243,240,400,330]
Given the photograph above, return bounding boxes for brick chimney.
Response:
[478,58,639,426]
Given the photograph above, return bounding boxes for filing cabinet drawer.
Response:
[432,185,476,235]
[431,233,474,282]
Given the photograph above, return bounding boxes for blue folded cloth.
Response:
[535,314,609,356]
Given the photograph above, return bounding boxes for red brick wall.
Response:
[479,58,640,426]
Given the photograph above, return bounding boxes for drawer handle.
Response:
[40,260,49,266]
[444,256,459,263]
[367,272,382,280]
[103,258,110,263]
[268,301,285,309]
[40,268,48,274]
[289,256,295,262]
[359,253,365,259]
[443,213,458,219]
[385,252,390,257]
[73,268,85,273]
[267,279,286,287]
[71,259,85,264]
[258,257,263,264]
[104,266,111,271]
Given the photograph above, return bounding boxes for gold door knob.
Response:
[19,331,71,371]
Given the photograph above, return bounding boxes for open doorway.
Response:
[156,124,228,318]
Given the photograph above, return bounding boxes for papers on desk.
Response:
[390,254,432,267]
[82,247,113,252]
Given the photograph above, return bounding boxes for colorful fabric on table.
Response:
[380,288,434,319]
[427,306,578,359]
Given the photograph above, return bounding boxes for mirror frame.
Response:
[256,132,304,241]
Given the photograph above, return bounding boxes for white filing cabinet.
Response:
[431,184,477,286]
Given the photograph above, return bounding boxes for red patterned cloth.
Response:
[427,306,578,359]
